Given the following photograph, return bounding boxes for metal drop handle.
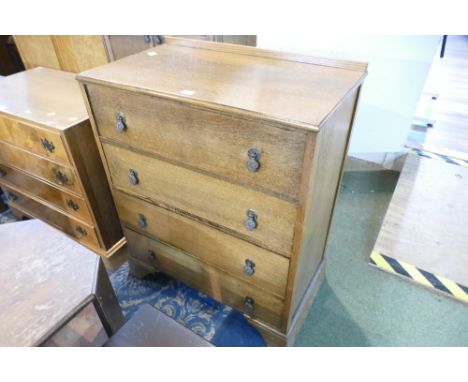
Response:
[129,169,139,185]
[247,148,261,172]
[41,138,55,153]
[138,213,147,229]
[66,199,79,211]
[244,296,255,313]
[245,209,258,231]
[115,111,126,133]
[244,259,256,276]
[76,226,87,237]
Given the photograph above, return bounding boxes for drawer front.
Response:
[87,84,307,200]
[104,143,296,256]
[125,228,284,328]
[0,164,93,224]
[2,186,100,250]
[0,141,81,196]
[115,190,289,298]
[0,117,70,165]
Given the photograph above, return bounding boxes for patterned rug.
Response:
[109,262,266,347]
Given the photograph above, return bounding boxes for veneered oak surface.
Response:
[86,84,307,200]
[288,89,359,317]
[0,117,70,165]
[78,38,366,129]
[0,140,80,195]
[114,190,289,298]
[3,185,100,250]
[106,35,154,61]
[13,36,61,70]
[0,164,93,224]
[103,142,297,256]
[125,227,285,328]
[51,36,108,73]
[14,36,108,73]
[0,67,88,130]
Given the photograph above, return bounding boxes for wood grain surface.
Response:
[374,154,468,286]
[125,228,285,328]
[0,67,88,130]
[0,219,99,346]
[0,140,81,195]
[287,89,359,318]
[78,38,366,129]
[106,35,154,60]
[13,36,61,70]
[0,116,70,165]
[103,142,297,256]
[3,185,100,250]
[86,83,307,200]
[51,36,108,73]
[114,190,289,298]
[0,163,93,223]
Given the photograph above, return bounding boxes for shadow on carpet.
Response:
[109,262,266,347]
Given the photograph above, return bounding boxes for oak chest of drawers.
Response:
[0,68,124,257]
[77,38,367,345]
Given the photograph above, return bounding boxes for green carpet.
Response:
[295,160,468,346]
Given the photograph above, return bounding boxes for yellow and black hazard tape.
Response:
[370,251,468,303]
[407,147,468,168]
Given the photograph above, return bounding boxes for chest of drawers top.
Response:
[0,67,88,131]
[77,37,366,130]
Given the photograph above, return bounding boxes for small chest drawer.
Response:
[0,117,70,165]
[86,84,307,200]
[114,190,289,298]
[2,186,100,250]
[0,141,81,196]
[103,142,297,256]
[125,227,285,329]
[0,164,93,224]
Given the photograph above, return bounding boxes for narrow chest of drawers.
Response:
[0,68,124,258]
[78,38,367,345]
